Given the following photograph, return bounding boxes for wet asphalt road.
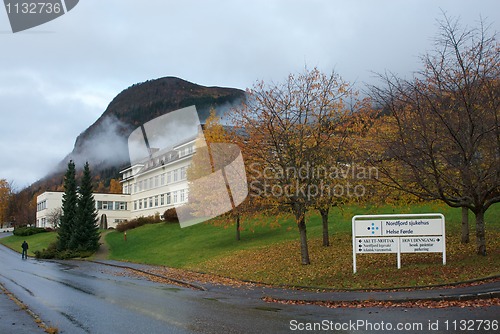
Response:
[0,240,498,333]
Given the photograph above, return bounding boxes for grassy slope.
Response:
[105,202,500,288]
[0,232,57,257]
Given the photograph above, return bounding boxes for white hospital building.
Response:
[36,138,196,229]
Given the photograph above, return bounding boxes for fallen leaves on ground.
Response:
[192,232,500,289]
[263,297,500,309]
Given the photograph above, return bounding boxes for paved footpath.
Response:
[0,283,46,333]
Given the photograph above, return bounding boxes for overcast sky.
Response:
[1,0,499,189]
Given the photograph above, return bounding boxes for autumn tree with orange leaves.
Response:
[232,67,361,264]
[0,179,13,228]
[185,109,248,240]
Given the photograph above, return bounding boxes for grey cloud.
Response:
[1,0,499,187]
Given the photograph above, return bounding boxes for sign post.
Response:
[352,214,445,273]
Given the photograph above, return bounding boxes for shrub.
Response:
[35,242,95,259]
[34,242,57,259]
[163,208,179,223]
[13,227,47,236]
[116,215,160,232]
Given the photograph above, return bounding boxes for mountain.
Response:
[10,77,245,226]
[62,76,245,173]
[35,77,245,192]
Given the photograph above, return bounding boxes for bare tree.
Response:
[370,15,500,256]
[47,207,63,229]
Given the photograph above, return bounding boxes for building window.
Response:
[134,183,137,193]
[154,196,158,207]
[134,201,137,210]
[149,177,153,189]
[167,171,172,184]
[101,201,113,210]
[173,169,179,182]
[143,198,148,209]
[154,176,159,187]
[123,185,128,194]
[161,173,165,186]
[139,200,143,209]
[114,202,126,210]
[180,167,187,180]
[166,192,171,205]
[37,202,40,211]
[180,189,185,202]
[37,200,47,212]
[173,191,178,203]
[138,180,143,192]
[149,197,153,207]
[160,194,164,206]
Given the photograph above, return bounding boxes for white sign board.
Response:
[352,214,446,273]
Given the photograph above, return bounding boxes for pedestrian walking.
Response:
[21,240,29,259]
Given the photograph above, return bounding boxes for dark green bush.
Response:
[34,242,57,259]
[35,242,95,259]
[13,227,47,236]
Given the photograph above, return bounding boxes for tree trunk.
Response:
[461,207,469,244]
[297,216,310,265]
[235,213,241,241]
[319,208,330,247]
[474,208,486,256]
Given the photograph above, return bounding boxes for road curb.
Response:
[0,282,49,332]
[88,260,207,291]
[265,290,500,304]
[243,274,500,293]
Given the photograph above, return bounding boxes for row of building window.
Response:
[36,200,47,212]
[132,189,187,211]
[96,201,128,211]
[121,145,195,180]
[37,217,47,227]
[123,166,188,195]
[143,146,194,170]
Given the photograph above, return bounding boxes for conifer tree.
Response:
[70,162,100,251]
[57,160,77,251]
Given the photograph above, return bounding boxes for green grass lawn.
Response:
[105,202,500,289]
[1,203,497,288]
[0,232,57,257]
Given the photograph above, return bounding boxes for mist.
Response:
[61,115,132,172]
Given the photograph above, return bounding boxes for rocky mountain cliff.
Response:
[62,76,245,173]
[33,77,245,193]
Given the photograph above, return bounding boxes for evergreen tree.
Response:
[57,160,77,251]
[70,162,100,252]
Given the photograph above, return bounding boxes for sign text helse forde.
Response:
[352,214,446,273]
